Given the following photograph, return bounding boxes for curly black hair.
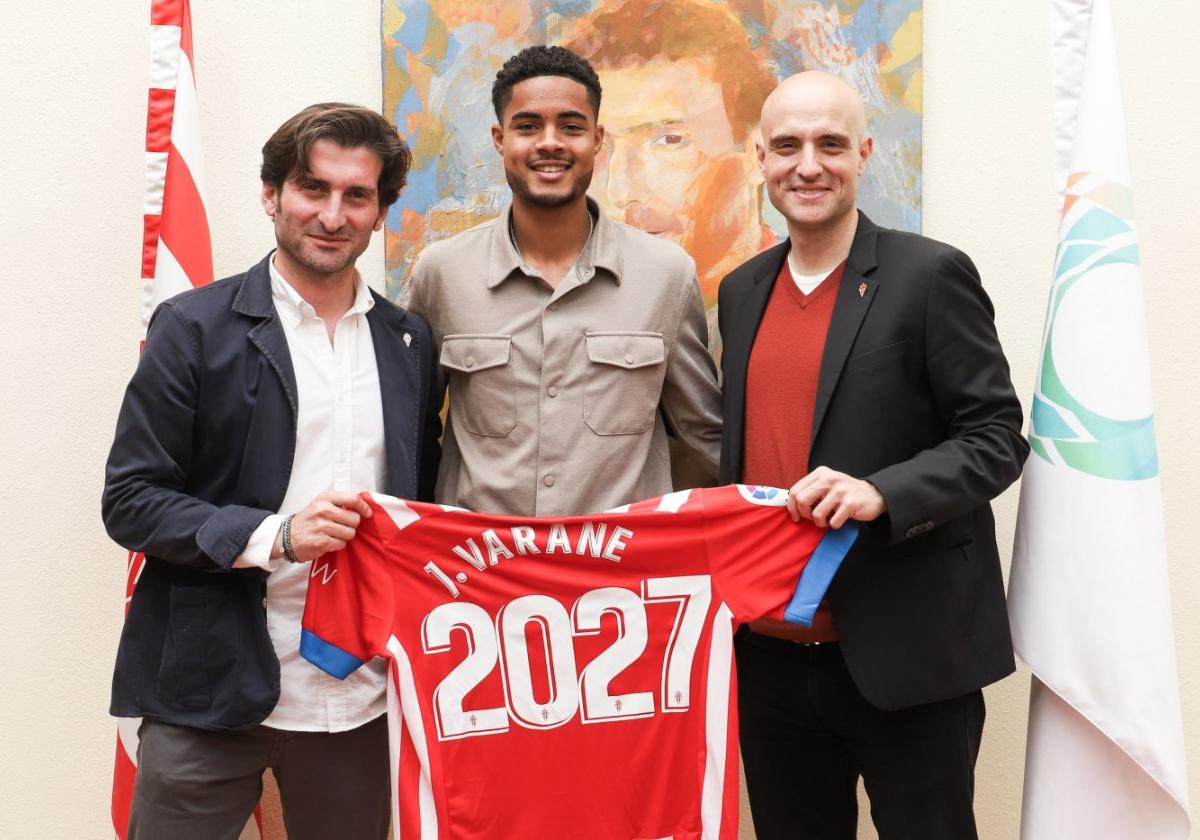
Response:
[491,45,602,122]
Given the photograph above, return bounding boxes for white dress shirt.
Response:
[233,255,388,732]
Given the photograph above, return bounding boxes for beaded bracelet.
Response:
[281,514,301,564]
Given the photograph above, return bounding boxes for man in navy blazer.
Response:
[718,74,1028,838]
[103,104,440,839]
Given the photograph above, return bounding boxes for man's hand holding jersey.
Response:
[786,466,886,530]
[273,490,375,563]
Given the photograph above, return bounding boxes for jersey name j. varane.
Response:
[301,485,856,840]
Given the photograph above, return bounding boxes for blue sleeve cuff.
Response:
[784,523,859,626]
[300,629,365,680]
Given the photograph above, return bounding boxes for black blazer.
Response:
[718,213,1029,710]
[102,255,441,730]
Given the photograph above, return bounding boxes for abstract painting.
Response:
[382,0,922,311]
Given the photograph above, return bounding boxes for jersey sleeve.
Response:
[701,485,858,626]
[300,493,396,679]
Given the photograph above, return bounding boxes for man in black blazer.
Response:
[718,73,1027,839]
[103,104,440,839]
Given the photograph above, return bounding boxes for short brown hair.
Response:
[563,0,777,144]
[260,103,412,207]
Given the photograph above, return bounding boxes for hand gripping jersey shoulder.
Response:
[302,486,856,840]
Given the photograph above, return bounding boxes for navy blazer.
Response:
[103,255,441,730]
[718,213,1029,710]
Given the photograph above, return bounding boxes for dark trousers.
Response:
[128,714,390,840]
[735,632,984,840]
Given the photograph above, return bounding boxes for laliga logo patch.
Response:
[736,484,787,507]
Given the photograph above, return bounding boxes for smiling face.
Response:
[492,75,604,211]
[758,73,872,238]
[262,138,387,280]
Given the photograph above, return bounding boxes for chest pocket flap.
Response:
[440,334,512,373]
[585,332,665,369]
[583,332,666,436]
[439,334,515,437]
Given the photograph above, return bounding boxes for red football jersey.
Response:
[301,485,856,840]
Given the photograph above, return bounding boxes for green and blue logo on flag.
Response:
[1030,173,1158,480]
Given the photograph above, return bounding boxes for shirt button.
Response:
[544,475,556,487]
[465,356,475,368]
[547,386,558,397]
[548,302,558,311]
[624,353,635,365]
[262,597,268,609]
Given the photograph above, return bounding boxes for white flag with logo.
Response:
[1008,0,1190,837]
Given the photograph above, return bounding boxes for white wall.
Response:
[1,2,1196,837]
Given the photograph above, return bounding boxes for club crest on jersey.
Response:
[736,484,787,507]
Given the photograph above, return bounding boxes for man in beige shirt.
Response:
[408,45,721,515]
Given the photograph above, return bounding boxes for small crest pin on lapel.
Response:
[858,282,867,299]
[403,332,412,347]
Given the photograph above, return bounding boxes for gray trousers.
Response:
[127,715,390,840]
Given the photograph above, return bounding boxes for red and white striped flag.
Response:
[114,2,261,837]
[140,0,212,330]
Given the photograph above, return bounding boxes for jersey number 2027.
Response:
[422,575,712,741]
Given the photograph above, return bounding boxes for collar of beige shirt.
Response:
[486,197,625,289]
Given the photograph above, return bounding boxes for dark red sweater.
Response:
[743,260,845,642]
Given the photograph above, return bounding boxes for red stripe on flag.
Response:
[111,737,137,835]
[149,0,184,27]
[145,89,176,153]
[142,215,162,280]
[179,0,195,67]
[126,552,146,608]
[159,145,213,286]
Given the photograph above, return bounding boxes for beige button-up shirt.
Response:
[408,201,722,516]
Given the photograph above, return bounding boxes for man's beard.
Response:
[271,198,364,279]
[506,161,593,208]
[289,240,355,275]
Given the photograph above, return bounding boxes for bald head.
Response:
[760,71,868,144]
[756,71,873,242]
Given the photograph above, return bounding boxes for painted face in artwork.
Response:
[492,75,604,211]
[592,57,761,298]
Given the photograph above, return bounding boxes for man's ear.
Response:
[858,135,874,175]
[745,127,765,186]
[262,182,278,219]
[491,124,504,154]
[593,122,605,155]
[373,206,388,232]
